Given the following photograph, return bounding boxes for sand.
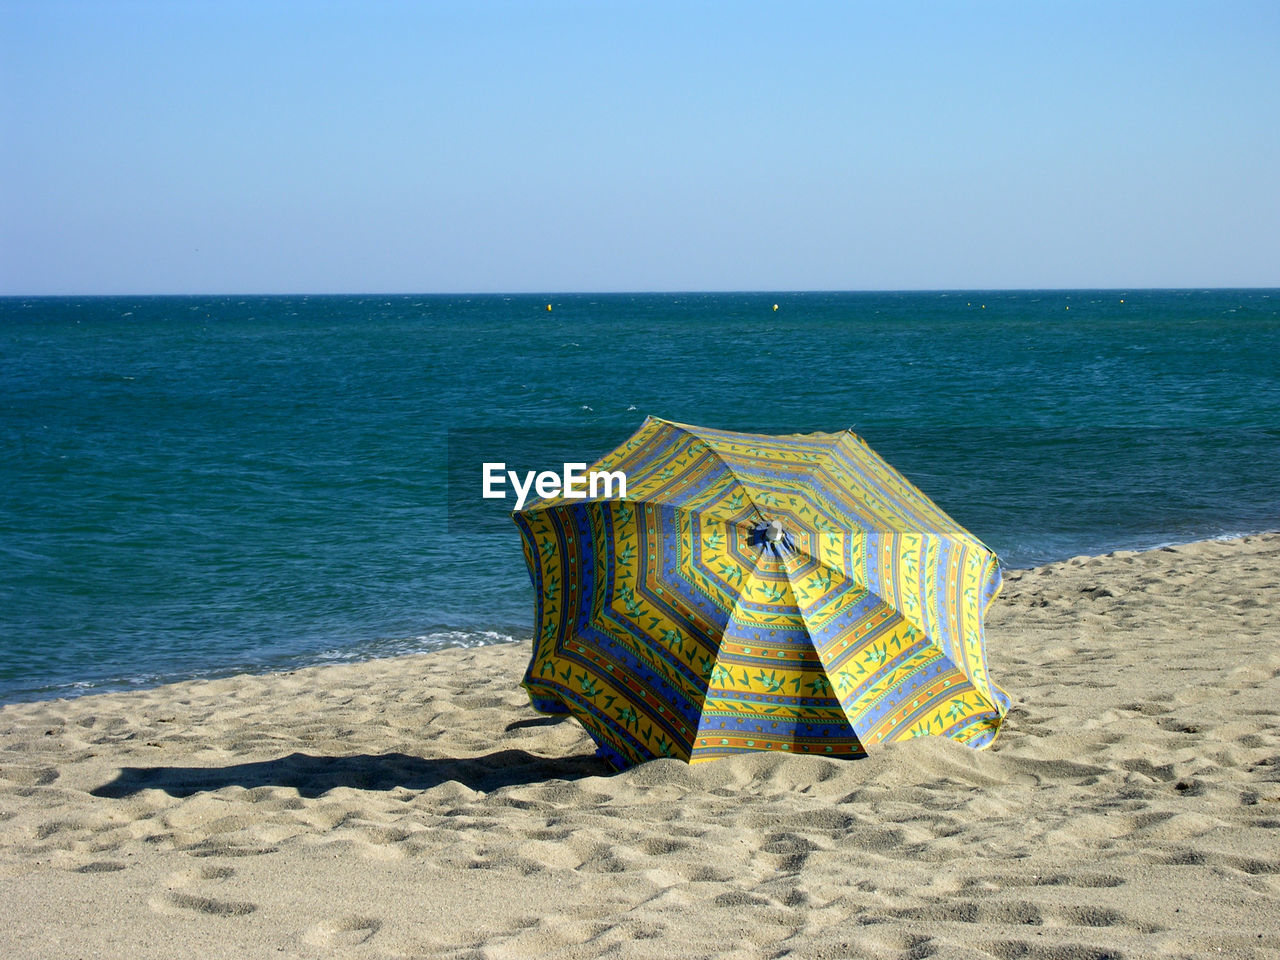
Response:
[1,534,1278,959]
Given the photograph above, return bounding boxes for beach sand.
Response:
[1,535,1278,959]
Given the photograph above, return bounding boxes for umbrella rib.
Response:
[655,421,770,528]
[781,527,988,663]
[822,431,998,555]
[692,537,771,750]
[768,547,937,746]
[772,530,952,685]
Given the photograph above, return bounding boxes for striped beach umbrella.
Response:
[513,417,1009,770]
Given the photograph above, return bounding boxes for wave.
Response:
[0,629,527,705]
[312,629,523,664]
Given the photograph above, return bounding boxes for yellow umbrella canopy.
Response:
[513,417,1009,770]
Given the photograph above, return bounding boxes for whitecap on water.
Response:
[314,630,520,664]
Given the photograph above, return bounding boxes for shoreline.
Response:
[1,533,1277,958]
[6,528,1278,709]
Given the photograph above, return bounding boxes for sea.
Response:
[2,290,1277,703]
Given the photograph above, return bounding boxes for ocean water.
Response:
[2,290,1277,703]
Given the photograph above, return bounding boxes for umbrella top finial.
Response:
[764,519,785,543]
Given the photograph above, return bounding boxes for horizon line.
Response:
[3,285,1278,299]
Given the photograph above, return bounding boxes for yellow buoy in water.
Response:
[546,304,552,312]
[772,304,779,311]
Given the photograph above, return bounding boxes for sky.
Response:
[1,0,1277,294]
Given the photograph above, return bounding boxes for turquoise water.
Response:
[2,290,1277,702]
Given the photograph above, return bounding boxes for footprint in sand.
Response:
[72,860,127,873]
[301,916,382,948]
[162,864,236,885]
[150,891,258,917]
[149,864,257,917]
[0,765,60,787]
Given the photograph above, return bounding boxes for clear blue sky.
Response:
[2,0,1277,294]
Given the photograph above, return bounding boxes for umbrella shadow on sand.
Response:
[90,743,610,800]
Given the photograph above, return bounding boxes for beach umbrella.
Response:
[513,417,1009,770]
